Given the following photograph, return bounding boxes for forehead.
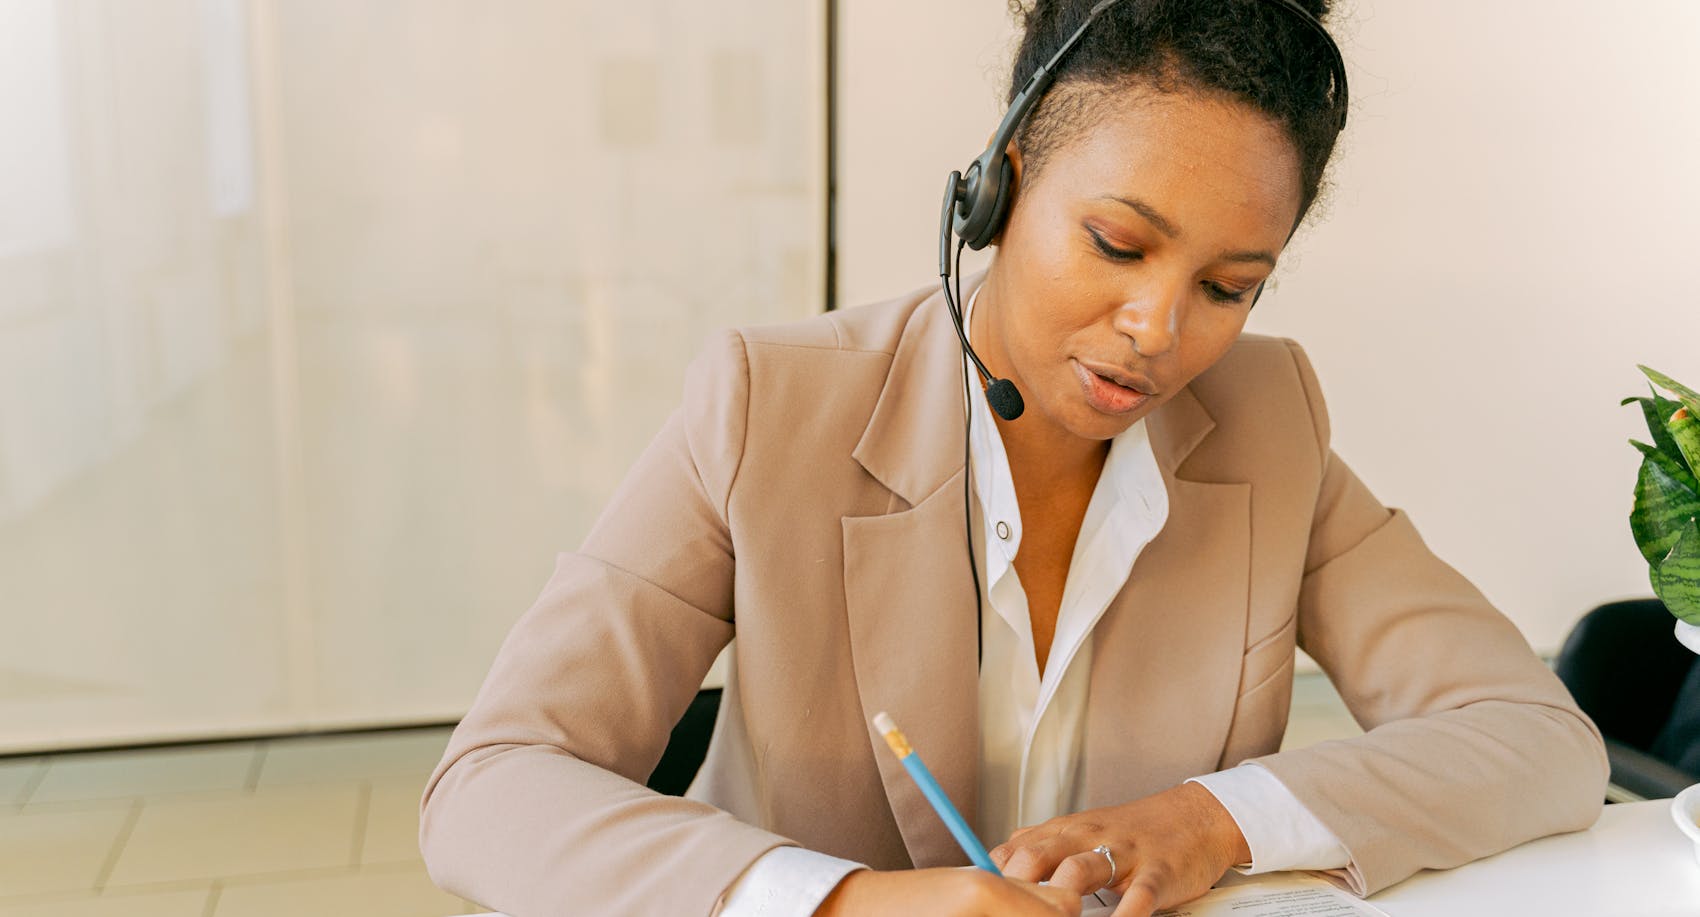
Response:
[1036,86,1304,239]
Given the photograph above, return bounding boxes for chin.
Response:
[1086,386,1173,435]
[1047,398,1139,442]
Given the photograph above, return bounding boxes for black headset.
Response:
[942,0,1349,663]
[939,0,1350,425]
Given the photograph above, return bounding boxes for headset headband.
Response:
[945,0,1348,257]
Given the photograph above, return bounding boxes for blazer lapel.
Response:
[843,277,983,868]
[1079,385,1254,808]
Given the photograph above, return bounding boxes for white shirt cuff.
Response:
[1187,763,1355,877]
[715,845,868,917]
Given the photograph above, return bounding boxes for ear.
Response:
[987,140,1024,248]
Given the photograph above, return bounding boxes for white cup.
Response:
[1672,783,1700,867]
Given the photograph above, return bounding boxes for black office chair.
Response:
[646,688,722,796]
[1554,598,1700,800]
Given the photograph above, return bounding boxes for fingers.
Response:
[988,835,1025,873]
[989,790,1231,917]
[1003,876,1085,917]
[992,820,1105,883]
[857,867,1084,917]
[1109,875,1161,917]
[1047,847,1118,896]
[998,839,1064,883]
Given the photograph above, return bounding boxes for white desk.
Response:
[1367,799,1699,915]
[454,800,1700,916]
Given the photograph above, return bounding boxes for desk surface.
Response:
[454,800,1700,917]
[1368,799,1699,915]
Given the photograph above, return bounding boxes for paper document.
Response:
[1081,874,1386,917]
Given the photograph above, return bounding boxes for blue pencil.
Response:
[873,711,1002,874]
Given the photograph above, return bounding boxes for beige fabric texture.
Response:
[419,271,1608,916]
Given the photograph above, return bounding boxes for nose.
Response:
[1110,279,1186,357]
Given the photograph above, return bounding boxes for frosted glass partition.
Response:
[0,0,825,753]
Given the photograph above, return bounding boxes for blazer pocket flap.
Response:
[1238,614,1297,696]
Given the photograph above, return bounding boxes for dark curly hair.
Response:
[1005,0,1346,231]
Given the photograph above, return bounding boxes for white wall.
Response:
[0,0,824,753]
[837,0,1700,658]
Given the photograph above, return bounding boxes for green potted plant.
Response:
[1625,367,1700,841]
[1624,366,1700,644]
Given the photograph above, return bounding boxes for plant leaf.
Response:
[1629,439,1699,497]
[1639,365,1700,417]
[1668,405,1700,479]
[1653,518,1700,625]
[1631,451,1700,564]
[1625,395,1688,471]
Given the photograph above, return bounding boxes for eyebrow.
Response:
[1097,194,1278,268]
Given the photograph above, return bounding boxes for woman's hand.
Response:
[814,866,1082,917]
[989,782,1252,917]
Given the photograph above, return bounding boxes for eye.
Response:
[1088,225,1257,305]
[1086,226,1141,262]
[1204,281,1255,305]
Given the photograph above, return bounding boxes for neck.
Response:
[999,412,1110,494]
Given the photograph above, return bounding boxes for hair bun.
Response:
[1009,0,1331,25]
[1290,0,1331,19]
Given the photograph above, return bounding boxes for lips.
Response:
[1072,359,1151,415]
[1075,359,1159,396]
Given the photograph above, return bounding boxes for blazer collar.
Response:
[850,268,1219,506]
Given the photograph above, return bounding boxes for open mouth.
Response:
[1073,359,1150,415]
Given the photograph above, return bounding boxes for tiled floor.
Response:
[0,674,1362,915]
[0,727,479,916]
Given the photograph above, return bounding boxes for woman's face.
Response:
[979,85,1304,445]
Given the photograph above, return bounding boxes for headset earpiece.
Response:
[952,154,1015,251]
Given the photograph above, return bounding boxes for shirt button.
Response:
[996,521,1011,540]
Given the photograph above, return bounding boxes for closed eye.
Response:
[1088,226,1257,305]
[1086,226,1141,262]
[1205,282,1254,305]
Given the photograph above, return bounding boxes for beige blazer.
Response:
[419,271,1608,916]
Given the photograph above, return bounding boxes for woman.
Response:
[419,1,1609,915]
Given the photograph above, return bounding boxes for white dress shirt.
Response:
[716,287,1358,915]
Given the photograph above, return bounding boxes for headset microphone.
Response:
[939,172,1025,421]
[937,0,1130,424]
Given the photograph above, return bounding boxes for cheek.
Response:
[1161,319,1252,397]
[1007,296,1097,374]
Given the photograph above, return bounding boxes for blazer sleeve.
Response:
[1241,338,1611,897]
[418,328,798,917]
